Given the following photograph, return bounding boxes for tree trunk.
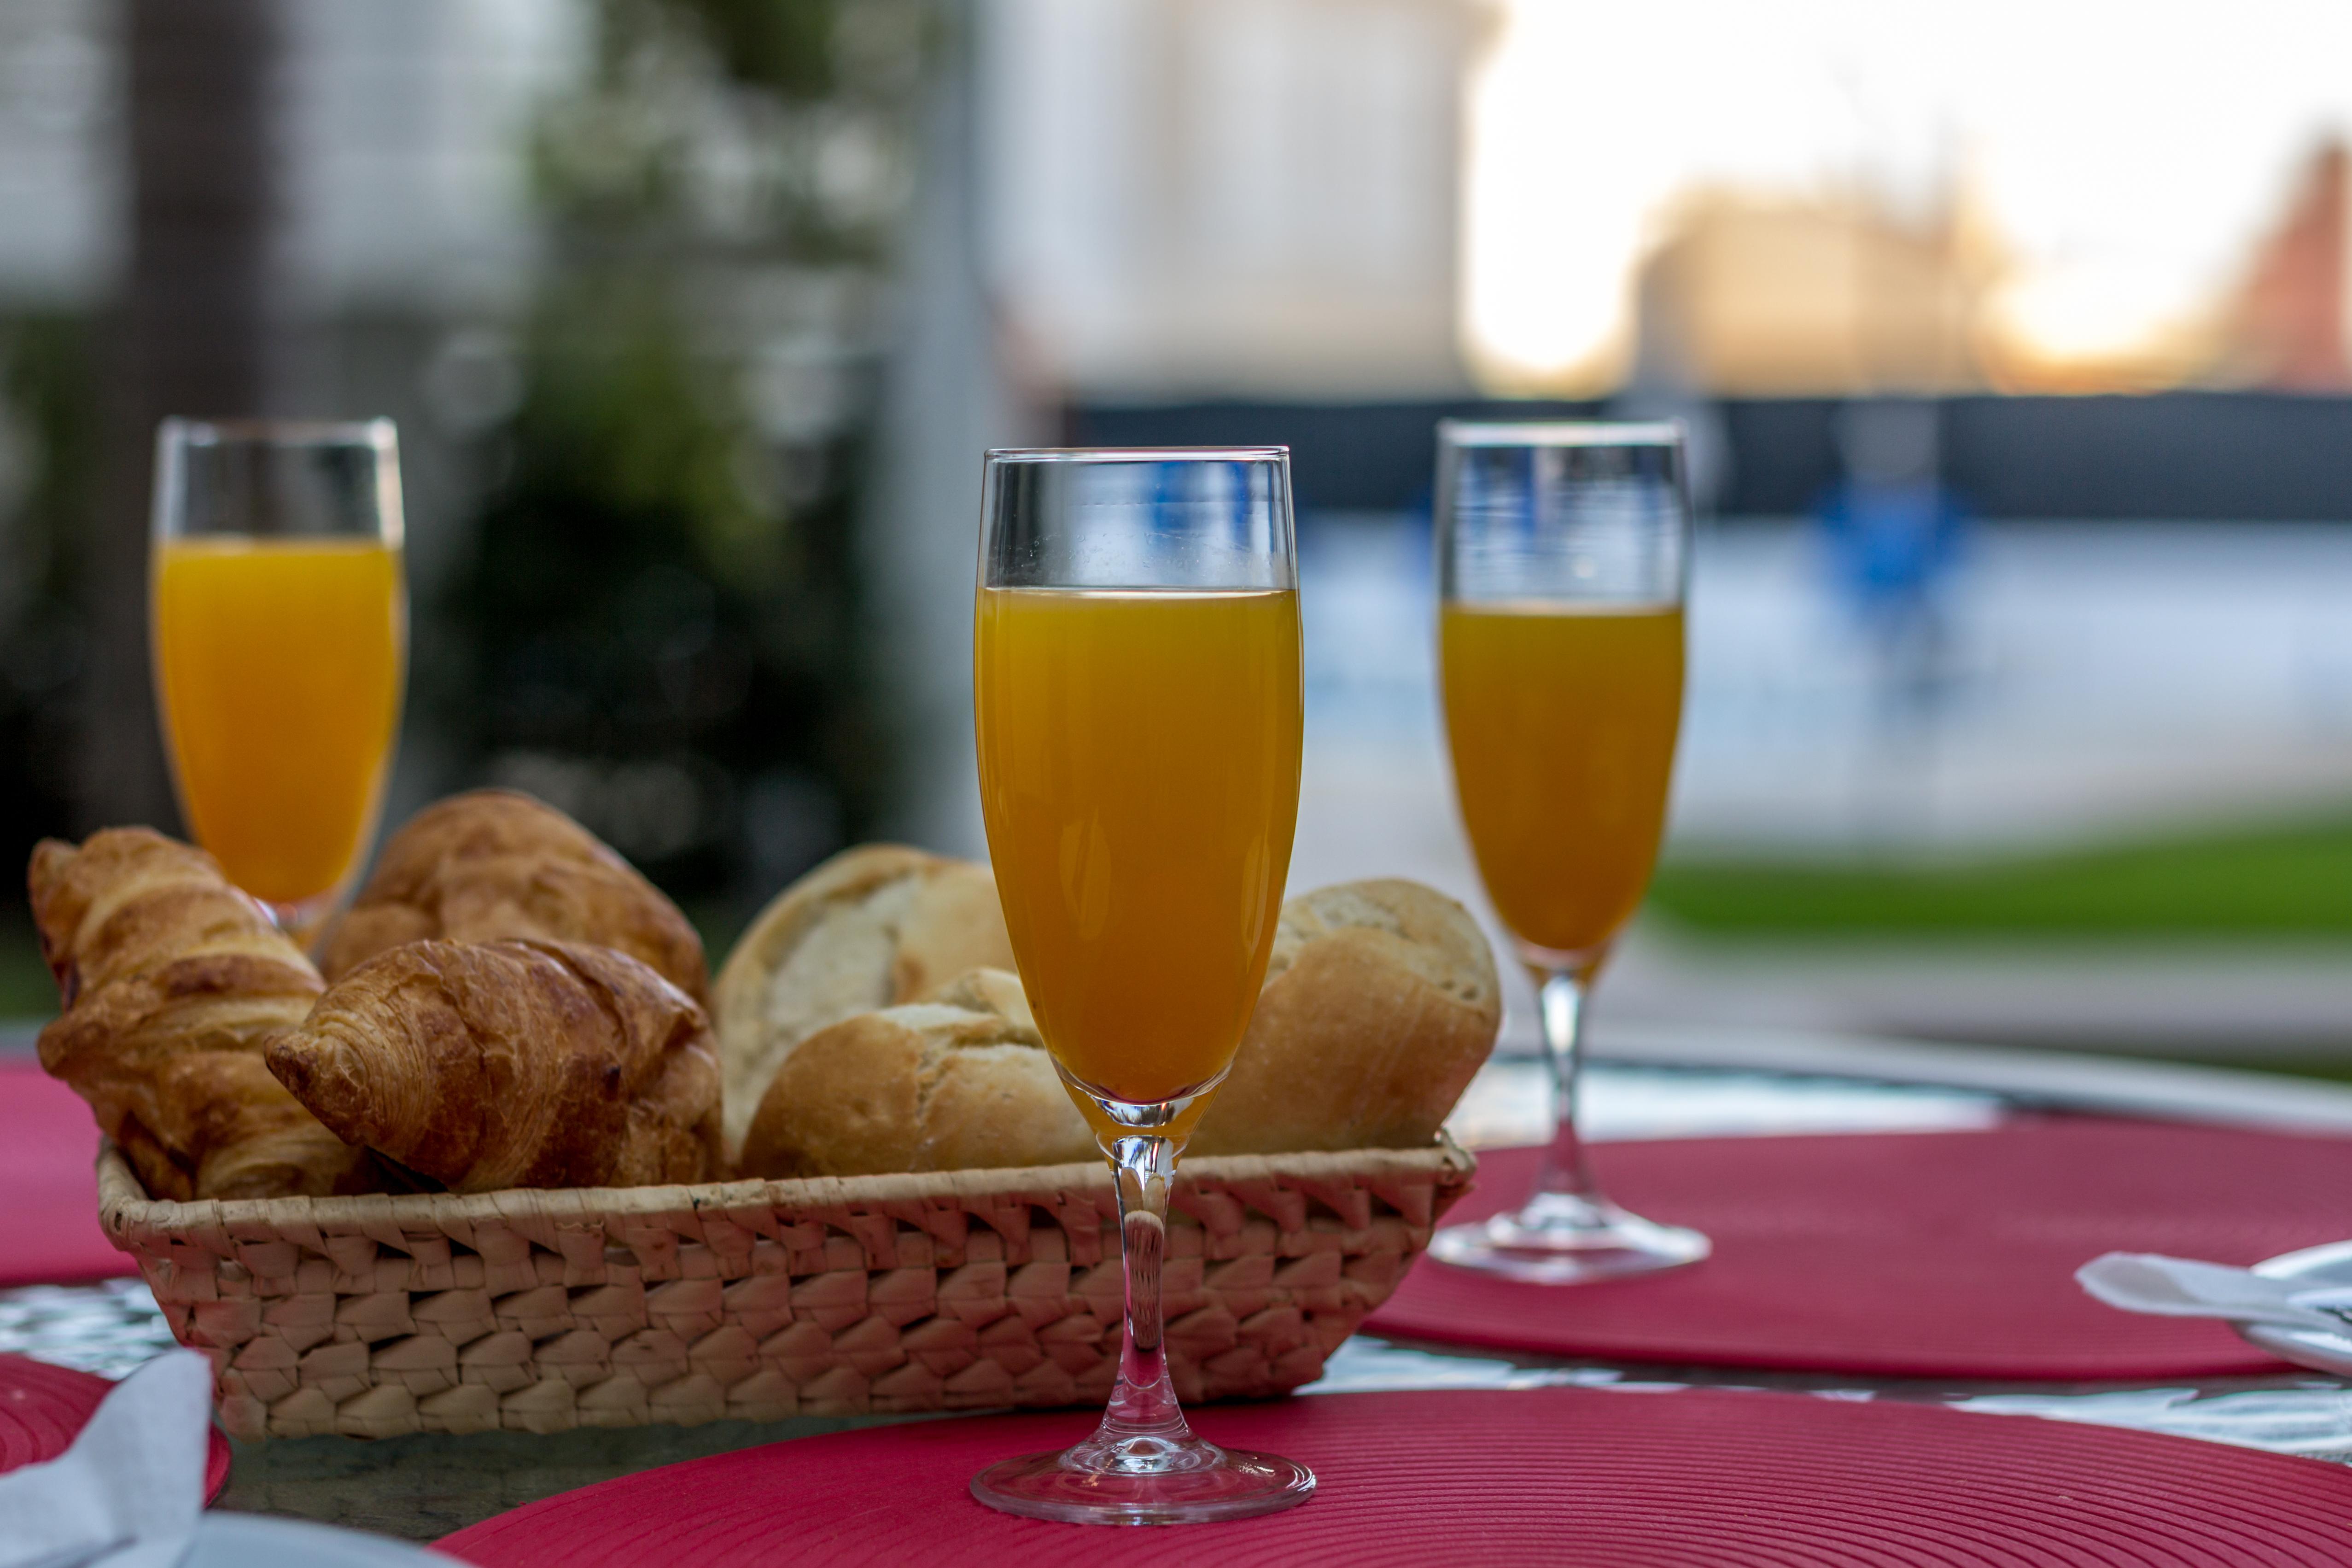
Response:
[82,0,282,834]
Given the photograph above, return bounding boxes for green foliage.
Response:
[671,0,841,99]
[0,316,98,877]
[1649,816,2352,936]
[428,269,866,887]
[531,0,924,263]
[432,0,927,902]
[0,916,51,1020]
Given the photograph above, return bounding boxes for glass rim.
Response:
[985,445,1289,465]
[1438,420,1682,449]
[160,416,398,451]
[153,416,405,547]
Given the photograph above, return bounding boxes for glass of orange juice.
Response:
[150,418,407,943]
[970,447,1313,1525]
[1427,421,1710,1284]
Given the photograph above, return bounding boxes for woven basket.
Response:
[98,1141,1475,1441]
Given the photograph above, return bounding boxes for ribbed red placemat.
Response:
[438,1387,2352,1566]
[0,1353,231,1501]
[0,1061,133,1287]
[1371,1117,2352,1378]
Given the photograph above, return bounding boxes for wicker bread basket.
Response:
[99,1140,1475,1441]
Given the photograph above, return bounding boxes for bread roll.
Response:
[266,938,722,1191]
[731,878,1500,1176]
[712,845,1015,1152]
[1188,880,1500,1156]
[27,828,380,1201]
[318,789,708,1005]
[737,968,1092,1178]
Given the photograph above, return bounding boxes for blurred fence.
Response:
[1074,394,2352,521]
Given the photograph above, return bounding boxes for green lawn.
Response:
[1648,815,2352,938]
[2224,1057,2352,1085]
[0,916,52,1019]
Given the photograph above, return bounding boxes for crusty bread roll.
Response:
[266,937,722,1192]
[1187,879,1500,1156]
[712,845,1015,1152]
[737,968,1092,1178]
[27,828,382,1201]
[730,877,1500,1176]
[318,789,708,1006]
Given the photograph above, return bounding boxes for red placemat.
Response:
[0,1061,134,1287]
[0,1353,230,1501]
[438,1387,2352,1566]
[1370,1117,2352,1379]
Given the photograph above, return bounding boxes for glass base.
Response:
[971,1433,1315,1526]
[1429,1189,1710,1284]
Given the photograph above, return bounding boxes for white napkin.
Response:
[2077,1252,2352,1335]
[0,1350,215,1568]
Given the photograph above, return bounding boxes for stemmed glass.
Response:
[969,448,1314,1524]
[1426,421,1710,1283]
[150,419,407,944]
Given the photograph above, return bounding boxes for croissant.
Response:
[265,938,723,1191]
[28,828,379,1201]
[317,790,709,1005]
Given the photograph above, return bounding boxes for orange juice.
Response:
[153,537,405,904]
[975,587,1301,1108]
[1441,601,1682,960]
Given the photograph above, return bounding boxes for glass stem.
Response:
[1530,969,1600,1201]
[1096,1132,1192,1449]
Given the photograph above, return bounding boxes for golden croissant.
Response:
[317,789,709,1005]
[28,828,379,1201]
[265,938,723,1191]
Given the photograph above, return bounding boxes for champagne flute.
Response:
[970,447,1313,1524]
[1426,421,1710,1283]
[150,418,407,943]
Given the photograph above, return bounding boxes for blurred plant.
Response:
[0,318,95,1011]
[0,318,95,881]
[427,0,930,909]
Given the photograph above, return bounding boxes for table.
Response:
[9,1029,2352,1542]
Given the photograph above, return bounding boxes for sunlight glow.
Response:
[1463,0,2352,393]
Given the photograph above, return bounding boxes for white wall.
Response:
[981,0,1472,399]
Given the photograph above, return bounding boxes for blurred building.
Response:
[0,0,116,307]
[1631,187,1993,397]
[1579,144,2352,402]
[982,0,1473,399]
[2214,140,2352,393]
